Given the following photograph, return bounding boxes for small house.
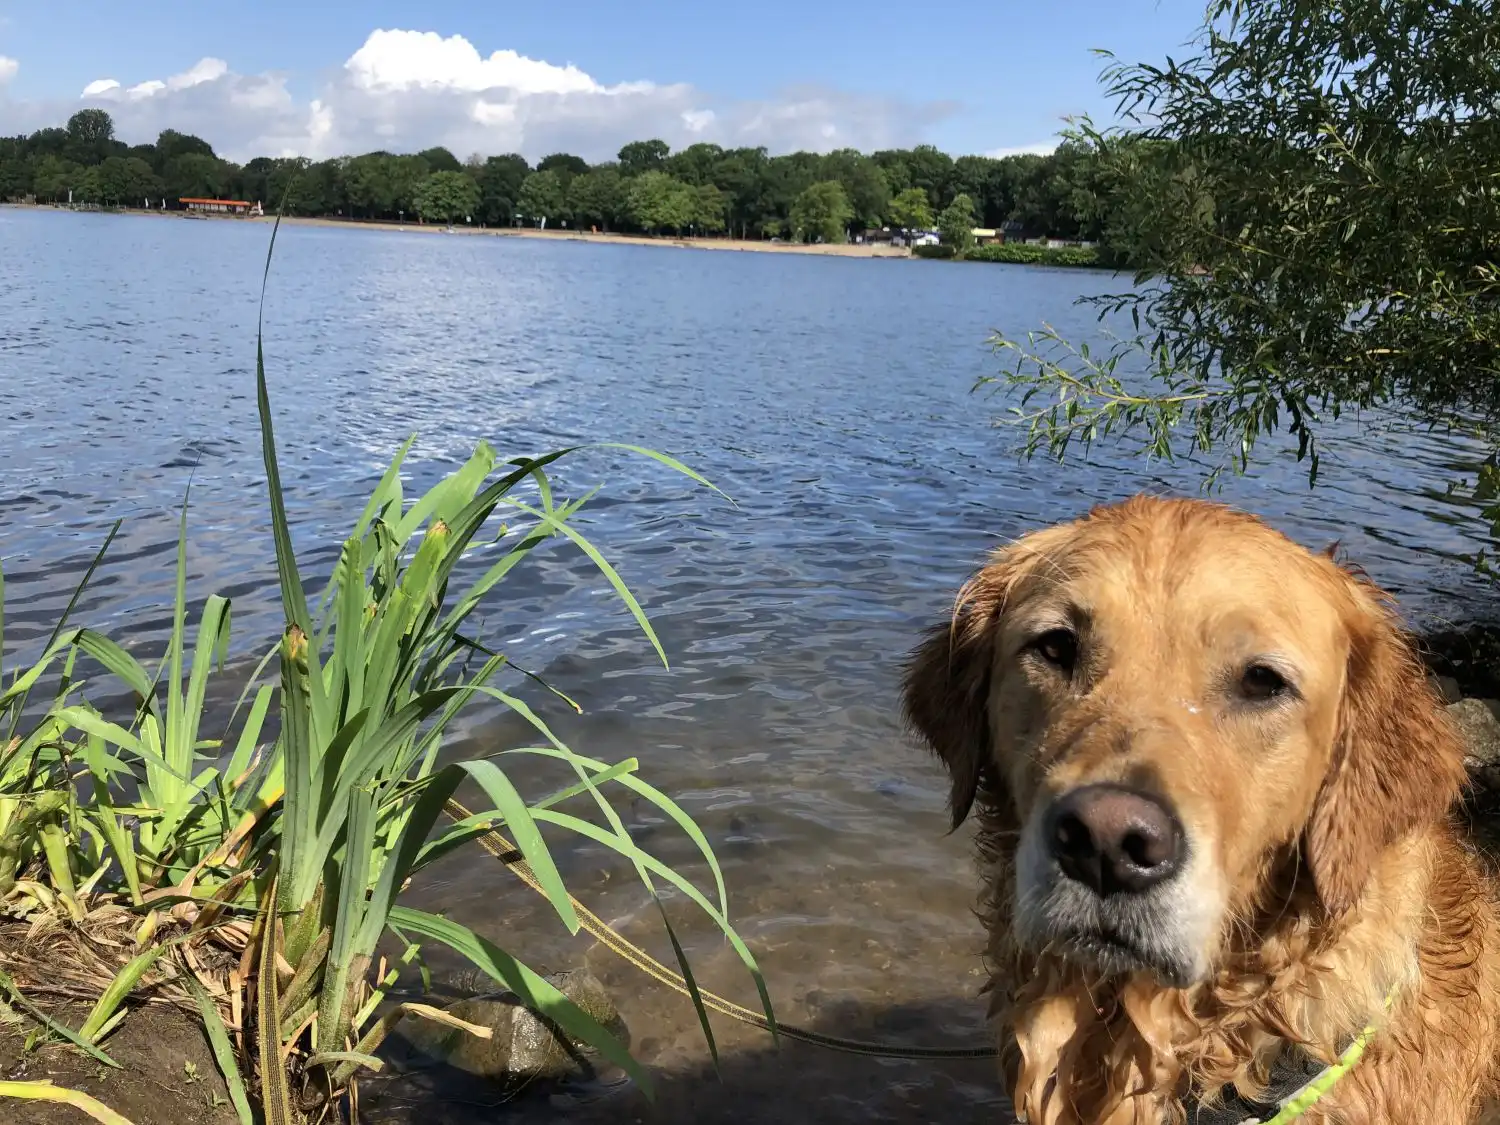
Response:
[179,198,259,216]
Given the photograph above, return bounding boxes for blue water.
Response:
[1,204,1493,1123]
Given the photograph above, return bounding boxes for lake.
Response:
[2,205,1495,1124]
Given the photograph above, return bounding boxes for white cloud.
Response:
[985,141,1058,158]
[80,58,229,102]
[0,56,18,86]
[346,29,600,96]
[2,30,957,163]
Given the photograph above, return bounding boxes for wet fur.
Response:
[903,496,1500,1124]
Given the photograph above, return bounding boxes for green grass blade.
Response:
[79,945,169,1043]
[455,760,579,933]
[531,807,776,1038]
[351,765,463,957]
[224,684,273,789]
[165,490,191,782]
[184,975,254,1125]
[502,498,667,667]
[495,745,727,913]
[4,518,122,741]
[387,905,651,1095]
[179,594,232,778]
[0,970,119,1068]
[596,442,732,503]
[53,707,189,783]
[256,233,310,638]
[68,631,154,700]
[0,1081,134,1124]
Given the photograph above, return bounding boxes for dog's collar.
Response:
[1185,989,1394,1125]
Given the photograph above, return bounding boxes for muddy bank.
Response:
[0,999,238,1125]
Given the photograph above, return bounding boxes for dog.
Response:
[901,495,1500,1124]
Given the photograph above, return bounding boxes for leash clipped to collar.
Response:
[1196,988,1396,1125]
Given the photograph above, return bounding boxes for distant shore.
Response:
[3,203,914,258]
[273,215,917,257]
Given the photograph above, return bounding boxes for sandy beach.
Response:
[5,203,914,258]
[264,214,916,256]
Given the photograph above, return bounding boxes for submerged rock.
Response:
[396,969,628,1083]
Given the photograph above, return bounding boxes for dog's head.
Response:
[902,495,1466,988]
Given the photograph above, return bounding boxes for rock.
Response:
[1430,674,1464,704]
[395,969,627,1083]
[1449,700,1500,796]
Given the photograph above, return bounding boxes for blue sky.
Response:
[0,1,1210,160]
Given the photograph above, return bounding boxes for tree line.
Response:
[0,109,1130,250]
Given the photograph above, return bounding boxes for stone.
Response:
[395,968,628,1083]
[1430,674,1464,704]
[1448,700,1500,798]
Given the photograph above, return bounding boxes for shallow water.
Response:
[3,206,1496,1122]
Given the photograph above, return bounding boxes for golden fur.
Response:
[902,496,1500,1124]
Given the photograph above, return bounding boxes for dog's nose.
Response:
[1045,784,1183,896]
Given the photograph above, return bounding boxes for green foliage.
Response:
[789,180,853,244]
[567,167,627,231]
[887,186,934,233]
[627,170,695,234]
[413,170,480,224]
[9,108,1153,251]
[517,170,566,226]
[416,146,462,174]
[965,241,1101,267]
[537,152,590,188]
[472,153,529,225]
[983,0,1500,523]
[937,193,977,256]
[618,139,670,177]
[691,183,728,234]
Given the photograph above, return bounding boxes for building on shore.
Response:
[179,198,263,216]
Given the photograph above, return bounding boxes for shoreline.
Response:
[3,202,915,258]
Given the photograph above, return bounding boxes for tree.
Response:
[162,152,227,201]
[517,170,566,226]
[0,156,30,200]
[413,170,481,224]
[417,146,462,173]
[888,186,934,234]
[667,142,725,186]
[626,171,695,233]
[789,180,853,244]
[821,148,890,230]
[154,129,216,170]
[473,153,529,225]
[67,108,115,146]
[986,0,1500,544]
[618,139,670,177]
[567,167,627,230]
[937,193,977,256]
[537,153,589,192]
[905,144,954,207]
[692,184,728,235]
[31,155,84,202]
[93,155,159,205]
[343,152,396,217]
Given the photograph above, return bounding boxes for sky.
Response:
[0,1,1210,163]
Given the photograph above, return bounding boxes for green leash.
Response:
[1225,988,1395,1124]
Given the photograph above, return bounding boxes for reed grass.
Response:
[0,215,768,1123]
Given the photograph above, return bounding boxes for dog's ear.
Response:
[901,567,1013,829]
[1305,571,1468,915]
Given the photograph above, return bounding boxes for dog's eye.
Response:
[1240,663,1288,701]
[1031,629,1078,674]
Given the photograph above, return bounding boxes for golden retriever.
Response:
[902,495,1500,1124]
